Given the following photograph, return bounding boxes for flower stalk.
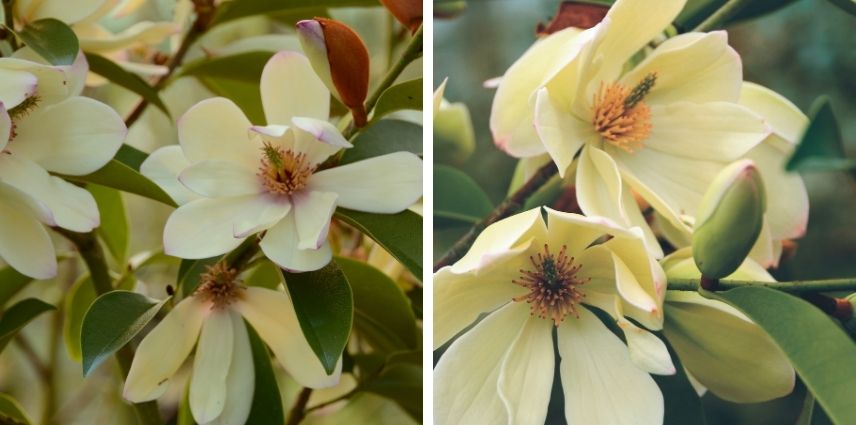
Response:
[692,0,755,32]
[668,277,856,293]
[284,387,313,425]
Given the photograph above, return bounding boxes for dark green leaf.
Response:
[0,299,55,352]
[17,18,79,66]
[212,0,379,25]
[62,160,177,208]
[341,119,422,164]
[63,275,96,362]
[0,393,31,425]
[282,261,353,375]
[362,363,422,421]
[675,0,799,30]
[244,323,285,425]
[523,174,563,210]
[371,79,422,123]
[335,209,422,279]
[787,97,856,172]
[652,333,706,425]
[245,260,283,290]
[198,77,265,124]
[178,257,220,297]
[178,51,271,83]
[337,257,417,352]
[85,53,170,116]
[81,291,169,376]
[0,268,34,307]
[706,287,856,425]
[115,144,149,171]
[826,0,856,15]
[88,185,129,266]
[434,165,492,223]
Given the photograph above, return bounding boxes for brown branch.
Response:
[284,388,313,425]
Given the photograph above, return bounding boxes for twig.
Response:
[304,389,357,414]
[692,0,755,32]
[284,388,313,425]
[668,277,856,293]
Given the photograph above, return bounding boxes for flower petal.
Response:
[0,106,10,151]
[293,191,338,250]
[259,212,331,272]
[452,207,546,274]
[308,152,422,214]
[617,314,676,375]
[543,207,629,259]
[178,97,258,167]
[8,97,126,175]
[124,297,207,402]
[261,52,329,124]
[140,145,198,206]
[178,160,262,198]
[747,136,809,240]
[558,308,664,425]
[533,88,592,176]
[434,302,530,425]
[0,57,69,105]
[739,82,807,142]
[78,22,179,53]
[209,312,255,425]
[234,287,341,388]
[0,68,37,109]
[15,0,104,24]
[190,309,234,423]
[291,117,351,165]
[498,315,555,425]
[0,183,56,279]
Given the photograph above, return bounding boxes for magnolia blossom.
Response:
[141,51,422,271]
[435,208,674,425]
[490,0,771,256]
[124,264,340,425]
[660,248,795,401]
[0,56,125,278]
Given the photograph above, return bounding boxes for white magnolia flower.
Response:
[141,51,422,271]
[0,56,125,278]
[434,208,673,425]
[124,263,340,425]
[490,0,771,256]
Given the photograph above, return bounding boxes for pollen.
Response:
[591,73,656,153]
[258,143,316,195]
[7,95,41,141]
[512,244,590,325]
[195,263,243,309]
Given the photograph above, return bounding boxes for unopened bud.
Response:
[296,18,370,128]
[380,0,422,34]
[693,160,766,280]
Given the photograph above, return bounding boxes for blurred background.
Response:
[434,0,856,424]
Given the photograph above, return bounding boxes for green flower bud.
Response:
[693,159,766,280]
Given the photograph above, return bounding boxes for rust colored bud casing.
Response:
[381,0,423,33]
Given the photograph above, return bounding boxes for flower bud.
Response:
[380,0,422,34]
[296,18,370,127]
[693,160,767,280]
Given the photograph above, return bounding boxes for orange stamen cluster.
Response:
[591,73,656,153]
[195,263,243,309]
[513,244,589,325]
[257,143,315,195]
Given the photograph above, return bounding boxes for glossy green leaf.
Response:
[245,322,285,425]
[362,363,422,421]
[337,257,417,353]
[63,275,96,362]
[62,160,177,207]
[198,77,265,124]
[0,298,55,352]
[371,79,422,123]
[787,97,856,172]
[81,291,169,376]
[178,51,271,82]
[88,185,129,266]
[212,0,379,25]
[652,334,706,425]
[245,260,283,290]
[826,0,856,15]
[0,268,34,307]
[283,262,353,374]
[17,18,79,66]
[115,144,149,171]
[434,165,492,223]
[0,393,32,425]
[706,287,856,425]
[341,119,422,164]
[675,0,799,30]
[85,53,170,116]
[523,174,563,210]
[335,209,422,279]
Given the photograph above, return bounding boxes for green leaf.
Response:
[244,323,285,425]
[198,77,265,124]
[212,0,379,25]
[362,363,422,421]
[826,0,856,15]
[245,260,283,290]
[706,287,856,425]
[434,165,493,224]
[652,334,706,425]
[434,101,475,165]
[370,79,422,123]
[178,51,272,83]
[0,268,34,307]
[0,299,55,352]
[787,97,856,172]
[0,393,32,425]
[335,209,422,279]
[88,185,129,266]
[177,257,219,297]
[336,257,417,353]
[115,144,149,171]
[17,18,79,66]
[62,160,177,208]
[675,0,799,30]
[177,385,196,425]
[81,291,169,376]
[522,174,563,210]
[63,275,96,362]
[282,261,353,375]
[85,53,170,116]
[341,119,422,165]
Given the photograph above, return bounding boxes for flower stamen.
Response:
[195,263,243,308]
[512,244,589,325]
[7,95,41,141]
[258,143,315,195]
[591,73,656,153]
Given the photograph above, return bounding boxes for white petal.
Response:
[543,207,631,259]
[747,216,776,268]
[610,251,660,325]
[124,297,207,402]
[7,97,126,175]
[308,152,422,214]
[0,68,37,109]
[209,312,255,425]
[261,52,329,124]
[15,0,103,24]
[533,88,591,176]
[617,315,676,375]
[140,145,198,206]
[558,308,663,425]
[178,160,262,198]
[0,57,69,105]
[452,207,546,274]
[0,183,57,279]
[178,97,259,167]
[747,136,809,240]
[233,287,341,388]
[0,106,10,151]
[291,117,350,165]
[259,212,331,272]
[434,302,530,425]
[293,191,338,250]
[190,309,234,423]
[739,82,808,142]
[602,228,667,328]
[78,22,179,53]
[498,316,555,425]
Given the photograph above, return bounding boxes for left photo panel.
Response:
[0,1,424,424]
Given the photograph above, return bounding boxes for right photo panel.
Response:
[432,0,856,424]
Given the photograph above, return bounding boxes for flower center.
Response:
[195,263,243,309]
[513,244,589,325]
[6,95,41,142]
[591,73,656,153]
[257,143,315,195]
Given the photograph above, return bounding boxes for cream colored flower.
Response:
[141,51,422,271]
[0,56,125,278]
[435,208,672,425]
[490,0,771,257]
[124,264,340,425]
